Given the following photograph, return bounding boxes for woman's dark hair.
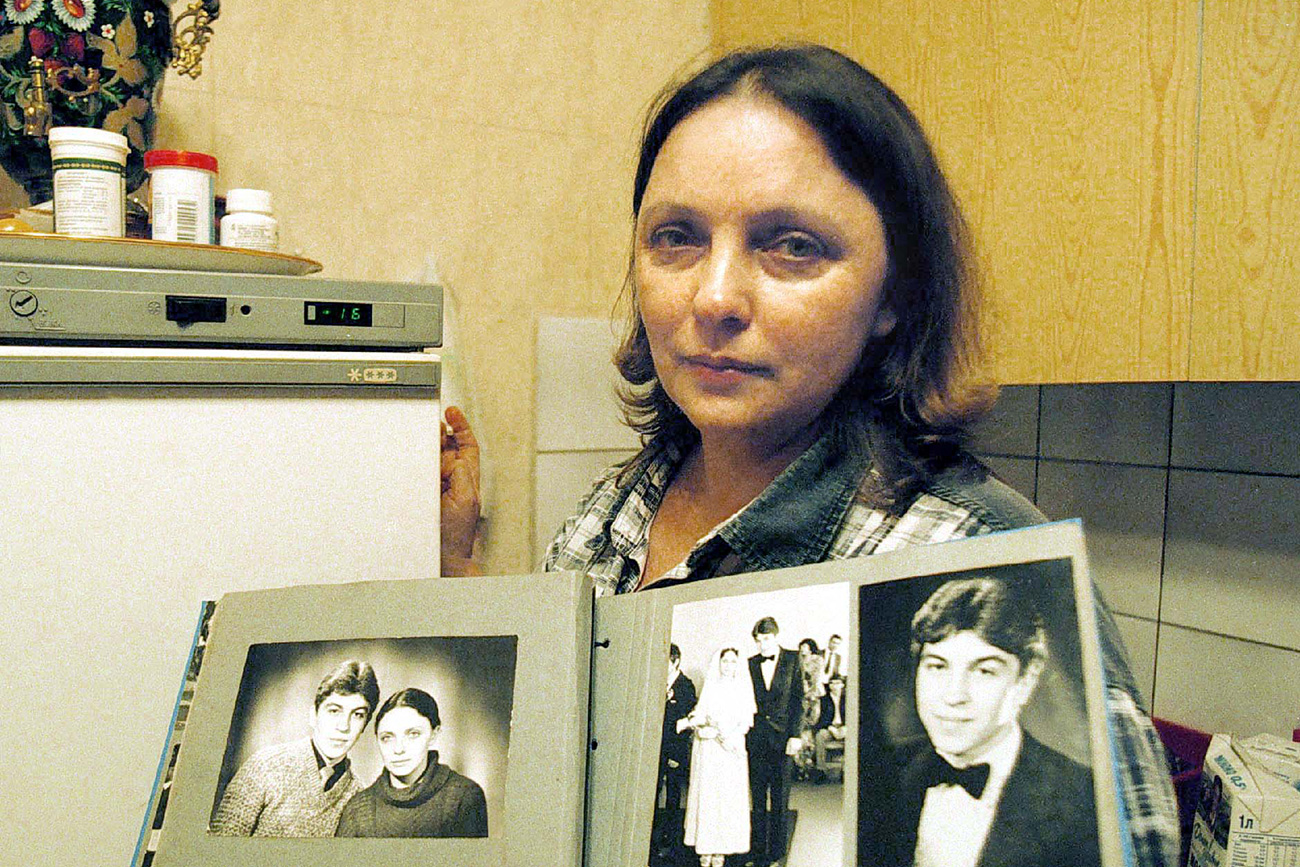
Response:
[374,687,441,732]
[798,638,821,655]
[615,43,993,506]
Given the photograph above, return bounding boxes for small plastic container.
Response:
[145,150,218,244]
[220,188,278,252]
[49,126,129,237]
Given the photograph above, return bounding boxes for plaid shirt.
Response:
[545,431,1180,866]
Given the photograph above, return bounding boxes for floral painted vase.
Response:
[0,0,189,201]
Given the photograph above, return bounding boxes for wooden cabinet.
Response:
[1193,1,1300,381]
[712,1,1299,382]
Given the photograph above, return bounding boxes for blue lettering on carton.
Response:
[1214,755,1248,790]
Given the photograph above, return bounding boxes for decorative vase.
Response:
[0,0,217,203]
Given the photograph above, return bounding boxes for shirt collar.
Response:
[310,739,350,791]
[600,427,868,584]
[716,430,866,571]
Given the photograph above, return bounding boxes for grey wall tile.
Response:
[980,455,1037,503]
[1040,384,1172,465]
[533,449,637,566]
[1163,470,1300,651]
[1112,614,1157,706]
[1171,383,1300,476]
[535,316,641,452]
[1037,460,1166,619]
[970,385,1040,456]
[1152,624,1300,738]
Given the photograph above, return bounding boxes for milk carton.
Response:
[1187,733,1300,867]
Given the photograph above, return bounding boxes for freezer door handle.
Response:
[0,346,441,388]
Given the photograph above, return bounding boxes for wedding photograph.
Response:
[651,583,851,867]
[208,635,516,840]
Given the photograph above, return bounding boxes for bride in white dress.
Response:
[678,646,758,867]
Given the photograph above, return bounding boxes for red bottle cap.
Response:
[144,150,219,174]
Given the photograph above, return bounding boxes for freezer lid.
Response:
[0,345,441,387]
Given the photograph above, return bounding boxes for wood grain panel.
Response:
[713,1,1199,384]
[711,0,854,53]
[1193,1,1300,381]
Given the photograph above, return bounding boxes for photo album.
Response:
[136,520,1129,867]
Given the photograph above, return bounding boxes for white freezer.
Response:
[0,346,441,866]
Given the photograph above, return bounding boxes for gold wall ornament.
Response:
[170,0,214,79]
[49,64,102,119]
[22,57,52,138]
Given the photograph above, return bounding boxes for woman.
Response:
[335,687,488,838]
[677,647,755,867]
[441,44,1177,865]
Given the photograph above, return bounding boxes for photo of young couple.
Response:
[652,583,850,867]
[207,636,515,839]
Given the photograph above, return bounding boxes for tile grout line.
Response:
[1150,384,1178,711]
[1033,385,1043,503]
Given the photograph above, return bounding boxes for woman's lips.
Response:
[684,354,764,372]
[682,354,769,386]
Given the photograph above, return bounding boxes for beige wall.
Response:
[3,1,711,572]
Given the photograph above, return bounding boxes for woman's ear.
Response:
[871,305,897,338]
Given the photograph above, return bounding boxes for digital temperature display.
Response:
[304,301,372,327]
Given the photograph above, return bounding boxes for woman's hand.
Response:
[440,406,481,575]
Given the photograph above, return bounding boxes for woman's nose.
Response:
[692,238,752,329]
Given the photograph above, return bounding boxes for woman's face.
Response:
[635,94,894,451]
[719,649,739,677]
[376,706,438,785]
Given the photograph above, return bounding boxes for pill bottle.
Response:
[49,126,129,237]
[145,150,218,244]
[220,188,278,252]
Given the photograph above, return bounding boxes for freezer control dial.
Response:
[9,290,37,317]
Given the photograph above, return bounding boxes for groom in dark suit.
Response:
[746,616,804,867]
[861,577,1100,867]
[652,642,697,860]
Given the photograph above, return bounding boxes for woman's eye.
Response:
[767,232,825,260]
[647,225,695,248]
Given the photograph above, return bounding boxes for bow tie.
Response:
[928,756,990,798]
[760,654,776,662]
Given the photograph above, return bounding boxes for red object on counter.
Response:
[1152,717,1213,863]
[143,149,219,173]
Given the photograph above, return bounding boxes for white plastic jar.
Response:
[145,150,218,244]
[220,188,278,252]
[49,126,129,237]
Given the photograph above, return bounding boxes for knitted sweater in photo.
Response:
[210,736,360,836]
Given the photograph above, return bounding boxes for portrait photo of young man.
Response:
[858,561,1101,867]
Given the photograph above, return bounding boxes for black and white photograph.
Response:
[135,600,216,867]
[650,583,850,867]
[208,635,516,840]
[856,558,1101,867]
